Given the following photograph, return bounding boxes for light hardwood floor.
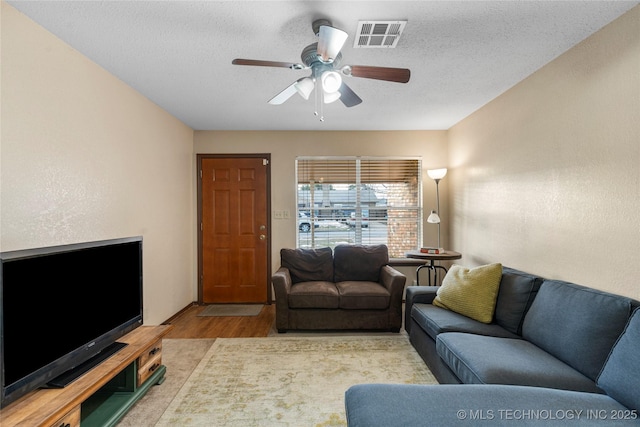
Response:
[162,303,276,338]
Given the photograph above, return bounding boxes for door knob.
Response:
[259,235,266,240]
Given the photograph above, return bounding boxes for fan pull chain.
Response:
[319,81,325,122]
[313,81,320,119]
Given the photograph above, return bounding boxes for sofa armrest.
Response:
[406,285,439,304]
[272,267,292,331]
[404,285,439,334]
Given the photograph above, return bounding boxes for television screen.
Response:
[0,236,143,408]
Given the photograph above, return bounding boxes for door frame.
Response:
[196,153,272,304]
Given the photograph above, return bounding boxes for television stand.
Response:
[46,342,128,388]
[0,325,172,427]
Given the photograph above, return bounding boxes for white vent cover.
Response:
[354,21,407,48]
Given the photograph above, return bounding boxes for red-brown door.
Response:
[200,156,269,303]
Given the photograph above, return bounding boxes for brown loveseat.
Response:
[272,244,406,332]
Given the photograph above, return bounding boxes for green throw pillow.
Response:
[433,263,503,323]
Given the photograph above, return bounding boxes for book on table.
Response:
[420,247,445,254]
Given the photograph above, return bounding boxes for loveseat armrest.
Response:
[404,285,439,334]
[380,265,407,331]
[379,265,407,294]
[272,267,292,332]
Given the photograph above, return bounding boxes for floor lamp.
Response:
[427,168,447,249]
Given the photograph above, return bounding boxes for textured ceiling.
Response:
[8,1,639,131]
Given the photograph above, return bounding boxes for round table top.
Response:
[404,250,462,261]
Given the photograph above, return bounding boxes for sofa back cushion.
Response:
[522,280,633,381]
[281,247,334,284]
[494,267,543,335]
[333,244,388,282]
[597,307,640,411]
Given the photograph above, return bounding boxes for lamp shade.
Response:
[323,91,341,104]
[318,25,348,62]
[427,210,440,224]
[427,168,447,180]
[321,70,342,93]
[294,77,315,100]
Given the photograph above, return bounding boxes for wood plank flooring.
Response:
[162,303,276,338]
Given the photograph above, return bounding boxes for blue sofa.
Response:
[345,267,640,426]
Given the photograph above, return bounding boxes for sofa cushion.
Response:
[436,333,601,393]
[597,307,640,411]
[345,384,634,427]
[522,280,633,381]
[333,244,388,282]
[494,267,543,335]
[433,263,503,323]
[336,281,390,309]
[288,281,339,309]
[281,247,334,284]
[411,303,519,340]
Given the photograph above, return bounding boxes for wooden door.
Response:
[200,156,270,303]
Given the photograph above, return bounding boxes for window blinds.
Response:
[296,158,420,185]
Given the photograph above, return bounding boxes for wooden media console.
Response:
[0,325,172,427]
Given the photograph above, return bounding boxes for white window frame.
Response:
[295,156,423,257]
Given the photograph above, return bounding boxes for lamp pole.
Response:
[435,177,441,249]
[427,168,447,250]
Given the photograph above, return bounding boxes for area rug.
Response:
[117,339,216,427]
[197,304,263,317]
[155,335,437,426]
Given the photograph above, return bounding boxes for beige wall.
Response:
[3,0,637,329]
[1,3,196,324]
[194,131,449,281]
[448,7,640,300]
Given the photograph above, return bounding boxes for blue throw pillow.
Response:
[597,307,640,411]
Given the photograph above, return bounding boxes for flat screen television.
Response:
[0,236,143,408]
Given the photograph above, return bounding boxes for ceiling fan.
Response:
[232,19,410,120]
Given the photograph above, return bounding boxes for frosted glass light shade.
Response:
[427,168,448,180]
[318,25,348,62]
[321,71,342,93]
[323,91,341,103]
[427,210,440,223]
[294,77,315,100]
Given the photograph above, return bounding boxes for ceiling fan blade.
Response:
[338,83,363,108]
[349,65,411,83]
[232,58,306,70]
[268,82,298,105]
[317,25,348,62]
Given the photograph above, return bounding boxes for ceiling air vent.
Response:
[354,21,407,48]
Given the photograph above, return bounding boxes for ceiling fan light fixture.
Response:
[323,90,341,104]
[294,77,315,100]
[318,25,348,62]
[321,70,342,93]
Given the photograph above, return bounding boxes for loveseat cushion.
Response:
[494,267,543,335]
[436,332,601,393]
[597,307,640,411]
[336,281,390,309]
[411,303,519,340]
[333,244,388,282]
[281,247,334,284]
[288,281,339,309]
[522,280,633,381]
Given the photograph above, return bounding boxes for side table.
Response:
[404,250,462,286]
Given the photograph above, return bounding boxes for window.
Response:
[296,157,422,257]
